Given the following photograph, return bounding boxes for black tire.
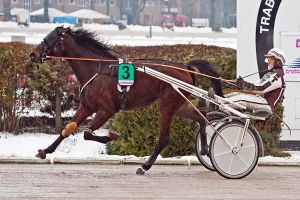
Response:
[209,121,259,179]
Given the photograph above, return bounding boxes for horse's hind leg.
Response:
[175,102,209,155]
[83,110,119,143]
[137,97,180,175]
[137,111,174,174]
[36,104,92,159]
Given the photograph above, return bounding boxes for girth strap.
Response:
[118,85,129,110]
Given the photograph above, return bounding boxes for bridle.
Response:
[40,27,70,63]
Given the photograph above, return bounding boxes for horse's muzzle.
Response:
[30,52,46,63]
[30,52,40,63]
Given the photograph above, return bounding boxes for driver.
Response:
[226,48,286,116]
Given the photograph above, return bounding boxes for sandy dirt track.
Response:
[0,163,300,199]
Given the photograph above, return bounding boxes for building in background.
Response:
[0,0,236,27]
[30,7,67,22]
[68,9,110,24]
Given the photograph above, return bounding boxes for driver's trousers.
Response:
[225,92,272,115]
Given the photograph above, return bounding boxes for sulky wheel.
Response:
[209,121,259,179]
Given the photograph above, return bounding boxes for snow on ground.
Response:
[0,131,107,158]
[20,33,236,48]
[1,21,234,33]
[19,100,76,118]
[0,132,299,164]
[0,21,237,49]
[99,35,236,48]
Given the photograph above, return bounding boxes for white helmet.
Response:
[265,48,286,65]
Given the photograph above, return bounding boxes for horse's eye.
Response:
[41,41,47,47]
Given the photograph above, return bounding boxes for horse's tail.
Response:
[187,59,224,97]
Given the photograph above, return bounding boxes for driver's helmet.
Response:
[265,48,286,65]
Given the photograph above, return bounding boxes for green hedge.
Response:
[0,42,35,132]
[107,104,197,157]
[0,42,78,133]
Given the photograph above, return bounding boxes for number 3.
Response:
[122,65,130,79]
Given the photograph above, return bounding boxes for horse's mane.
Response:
[69,29,116,58]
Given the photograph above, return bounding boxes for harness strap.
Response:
[119,87,129,110]
[80,73,99,93]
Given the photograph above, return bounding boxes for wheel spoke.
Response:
[214,150,232,158]
[234,127,243,147]
[236,151,252,168]
[227,152,235,174]
[241,144,255,150]
[236,143,257,167]
[217,133,233,150]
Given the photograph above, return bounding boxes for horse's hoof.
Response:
[109,131,120,140]
[136,168,145,175]
[142,163,151,171]
[35,149,46,159]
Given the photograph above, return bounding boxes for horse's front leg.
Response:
[83,110,119,143]
[136,104,175,175]
[36,104,92,159]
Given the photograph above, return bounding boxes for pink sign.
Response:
[296,38,300,48]
[285,68,300,75]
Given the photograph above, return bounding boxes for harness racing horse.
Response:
[30,26,223,174]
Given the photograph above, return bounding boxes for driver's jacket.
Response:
[240,68,285,107]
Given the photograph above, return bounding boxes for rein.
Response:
[47,55,117,62]
[46,55,236,87]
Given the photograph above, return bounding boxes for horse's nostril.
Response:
[30,53,37,62]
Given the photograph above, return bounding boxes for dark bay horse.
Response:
[30,26,223,174]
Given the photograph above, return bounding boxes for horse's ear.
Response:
[58,26,71,36]
[63,26,71,34]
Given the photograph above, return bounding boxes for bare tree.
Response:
[106,0,110,16]
[130,0,146,25]
[181,0,197,25]
[44,0,49,22]
[91,0,96,10]
[223,0,236,27]
[210,0,222,31]
[3,0,11,21]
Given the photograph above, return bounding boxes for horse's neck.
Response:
[62,35,118,86]
[65,50,116,87]
[67,60,98,86]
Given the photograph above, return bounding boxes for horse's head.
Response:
[30,26,71,63]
